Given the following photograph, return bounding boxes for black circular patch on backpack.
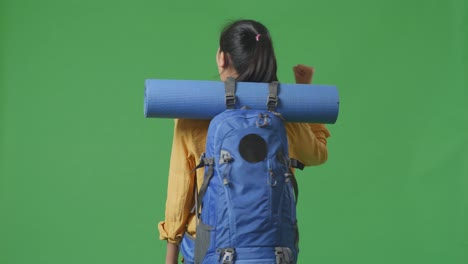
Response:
[239,134,267,163]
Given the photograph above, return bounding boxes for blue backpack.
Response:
[181,78,304,264]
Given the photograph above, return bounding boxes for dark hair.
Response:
[220,20,278,83]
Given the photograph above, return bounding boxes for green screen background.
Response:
[1,0,467,263]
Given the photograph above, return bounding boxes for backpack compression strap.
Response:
[225,77,237,109]
[225,77,280,112]
[267,81,279,112]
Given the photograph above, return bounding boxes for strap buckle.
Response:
[220,248,235,264]
[203,157,214,166]
[225,93,236,108]
[219,150,233,165]
[275,247,293,264]
[256,113,270,128]
[289,158,305,170]
[267,94,278,111]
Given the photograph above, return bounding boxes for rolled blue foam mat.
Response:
[144,79,339,123]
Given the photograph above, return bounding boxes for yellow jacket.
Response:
[158,118,331,244]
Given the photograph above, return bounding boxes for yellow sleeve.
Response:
[158,119,196,245]
[286,123,331,166]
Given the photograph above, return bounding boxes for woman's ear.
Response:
[217,48,226,68]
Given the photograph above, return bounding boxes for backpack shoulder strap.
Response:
[287,158,305,205]
[190,155,215,219]
[196,157,215,213]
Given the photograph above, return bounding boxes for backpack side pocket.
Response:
[181,232,195,264]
